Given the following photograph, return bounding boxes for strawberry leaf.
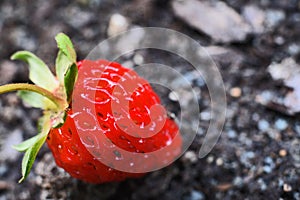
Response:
[11,51,58,92]
[18,91,57,109]
[18,113,51,183]
[64,63,78,103]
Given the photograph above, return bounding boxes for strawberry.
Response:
[0,33,182,183]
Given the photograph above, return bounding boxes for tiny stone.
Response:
[246,151,255,159]
[255,90,274,105]
[122,60,134,69]
[200,111,211,121]
[195,77,205,87]
[242,5,265,34]
[278,179,284,187]
[207,156,214,163]
[288,43,300,55]
[233,176,243,187]
[252,113,260,121]
[169,91,179,101]
[107,13,129,37]
[216,157,224,166]
[258,119,270,131]
[183,151,198,163]
[267,129,281,141]
[274,36,285,45]
[265,9,286,28]
[133,53,144,65]
[283,183,292,192]
[230,87,242,97]
[257,178,267,191]
[227,130,237,139]
[279,149,287,157]
[263,165,272,173]
[172,0,251,42]
[189,190,205,200]
[275,118,288,131]
[240,151,255,168]
[294,192,300,200]
[35,176,43,185]
[264,156,274,165]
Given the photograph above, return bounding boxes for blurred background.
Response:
[1,0,300,199]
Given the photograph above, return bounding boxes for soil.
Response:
[1,0,300,199]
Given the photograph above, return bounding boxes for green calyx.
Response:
[0,33,78,183]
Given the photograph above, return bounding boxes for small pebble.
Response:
[195,77,205,87]
[278,179,284,187]
[169,91,179,101]
[233,176,243,187]
[242,5,265,34]
[183,151,198,163]
[279,149,287,157]
[189,190,205,200]
[274,118,288,131]
[265,9,286,28]
[257,178,267,191]
[200,111,211,121]
[227,129,237,139]
[229,87,242,98]
[294,192,300,200]
[240,151,255,167]
[216,158,224,166]
[274,36,285,45]
[107,13,129,37]
[288,43,300,55]
[258,119,270,131]
[283,183,292,192]
[122,60,134,69]
[263,165,272,173]
[255,90,274,105]
[133,53,144,65]
[207,156,214,163]
[264,156,274,165]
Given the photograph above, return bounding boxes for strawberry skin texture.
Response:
[47,60,182,184]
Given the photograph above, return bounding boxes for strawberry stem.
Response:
[0,83,67,110]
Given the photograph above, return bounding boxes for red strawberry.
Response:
[0,33,182,183]
[47,60,182,183]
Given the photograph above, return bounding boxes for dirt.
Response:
[1,0,300,199]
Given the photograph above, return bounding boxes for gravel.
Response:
[0,0,300,199]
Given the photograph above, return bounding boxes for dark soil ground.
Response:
[1,0,300,199]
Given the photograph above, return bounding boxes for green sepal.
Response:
[55,33,78,103]
[18,113,51,183]
[55,50,73,84]
[55,33,76,63]
[12,135,40,152]
[17,91,57,110]
[51,111,67,128]
[11,51,59,92]
[64,63,78,103]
